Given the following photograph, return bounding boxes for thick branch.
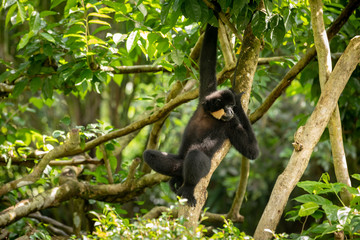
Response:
[228,20,262,220]
[254,36,360,240]
[310,0,352,205]
[0,170,169,227]
[250,0,360,124]
[0,157,103,167]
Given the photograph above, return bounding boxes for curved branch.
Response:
[0,169,170,227]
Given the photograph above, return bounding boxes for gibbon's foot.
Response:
[177,185,196,207]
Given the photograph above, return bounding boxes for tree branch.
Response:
[250,0,360,124]
[0,161,170,227]
[309,0,352,205]
[254,35,360,240]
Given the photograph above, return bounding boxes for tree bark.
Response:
[228,21,262,220]
[309,0,352,205]
[254,36,360,240]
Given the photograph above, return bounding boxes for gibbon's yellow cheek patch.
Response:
[211,109,225,119]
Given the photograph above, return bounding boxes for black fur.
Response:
[143,24,259,206]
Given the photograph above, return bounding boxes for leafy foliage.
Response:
[284,173,360,239]
[86,204,253,239]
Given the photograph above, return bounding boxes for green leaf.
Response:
[156,38,169,53]
[5,4,17,28]
[92,25,111,35]
[269,16,285,48]
[251,11,267,39]
[42,78,53,99]
[63,33,86,40]
[80,69,93,82]
[64,0,77,17]
[113,33,126,45]
[12,79,29,97]
[30,12,41,34]
[171,49,184,65]
[184,0,201,22]
[352,174,360,181]
[126,31,139,53]
[298,202,319,217]
[16,1,26,23]
[0,71,12,83]
[51,0,66,9]
[30,77,42,93]
[17,31,34,50]
[40,10,58,18]
[294,194,332,206]
[98,7,115,14]
[88,37,106,46]
[88,19,111,27]
[29,97,43,109]
[297,181,328,194]
[40,32,56,43]
[60,116,71,126]
[323,204,340,222]
[105,143,115,151]
[232,0,246,15]
[88,12,111,19]
[337,207,351,226]
[161,1,172,24]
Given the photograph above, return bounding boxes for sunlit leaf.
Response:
[113,33,126,45]
[88,12,111,19]
[126,31,139,53]
[5,4,17,28]
[16,1,26,23]
[88,19,111,27]
[17,31,34,50]
[298,202,319,217]
[294,194,332,206]
[40,32,56,43]
[30,12,41,34]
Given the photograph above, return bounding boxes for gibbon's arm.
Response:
[226,98,260,160]
[199,24,218,101]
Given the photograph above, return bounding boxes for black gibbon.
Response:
[143,24,259,206]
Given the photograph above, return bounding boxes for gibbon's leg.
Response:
[177,150,211,206]
[143,150,183,177]
[169,176,183,193]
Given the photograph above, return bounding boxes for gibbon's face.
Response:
[202,90,235,121]
[211,105,234,121]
